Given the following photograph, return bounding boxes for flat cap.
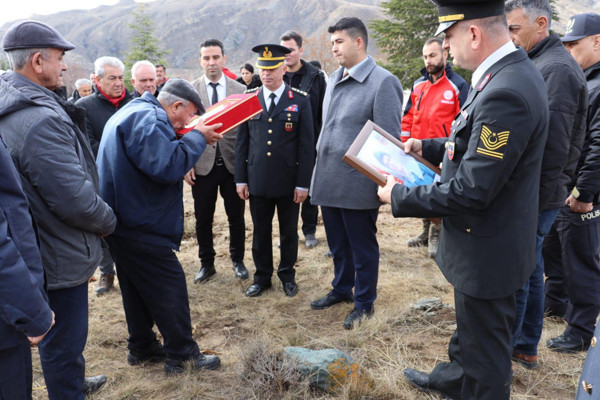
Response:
[561,13,600,43]
[432,0,505,36]
[252,44,291,70]
[160,78,206,115]
[2,20,75,51]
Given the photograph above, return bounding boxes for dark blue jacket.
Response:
[0,138,53,350]
[97,92,207,250]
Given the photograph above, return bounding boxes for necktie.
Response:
[209,82,219,105]
[268,92,277,115]
[208,82,222,164]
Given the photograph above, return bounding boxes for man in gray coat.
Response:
[186,39,248,283]
[309,17,403,329]
[0,21,116,399]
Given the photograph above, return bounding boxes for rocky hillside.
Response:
[0,0,382,74]
[0,0,588,78]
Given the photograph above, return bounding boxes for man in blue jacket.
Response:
[0,139,54,399]
[98,78,224,375]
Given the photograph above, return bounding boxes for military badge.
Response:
[285,122,293,132]
[285,104,298,112]
[447,141,455,160]
[288,90,294,99]
[476,124,510,160]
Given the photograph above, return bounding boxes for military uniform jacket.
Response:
[191,75,246,176]
[235,83,314,198]
[391,48,549,299]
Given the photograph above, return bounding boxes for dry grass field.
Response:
[30,186,585,399]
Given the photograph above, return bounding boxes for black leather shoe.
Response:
[310,291,353,310]
[127,340,167,366]
[194,265,216,283]
[403,368,459,400]
[164,353,221,375]
[83,374,107,395]
[342,307,374,330]
[283,282,298,297]
[546,333,590,353]
[232,262,249,280]
[245,283,271,297]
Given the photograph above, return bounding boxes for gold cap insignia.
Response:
[439,13,465,23]
[263,47,272,58]
[476,124,510,160]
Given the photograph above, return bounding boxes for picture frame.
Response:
[343,120,441,188]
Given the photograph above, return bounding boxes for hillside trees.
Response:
[122,4,169,90]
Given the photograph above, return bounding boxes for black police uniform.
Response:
[235,83,314,288]
[544,60,600,343]
[390,1,549,393]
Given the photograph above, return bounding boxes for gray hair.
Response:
[94,56,124,77]
[505,0,552,29]
[5,48,49,70]
[75,78,92,89]
[157,91,189,107]
[131,60,155,80]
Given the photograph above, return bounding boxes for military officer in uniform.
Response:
[235,44,315,298]
[378,0,549,398]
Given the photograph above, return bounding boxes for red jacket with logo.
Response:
[401,64,469,142]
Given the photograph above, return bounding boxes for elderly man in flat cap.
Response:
[0,20,116,399]
[378,0,548,398]
[97,78,224,375]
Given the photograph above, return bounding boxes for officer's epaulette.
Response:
[245,87,260,94]
[291,87,308,96]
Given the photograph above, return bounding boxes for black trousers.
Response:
[0,341,32,400]
[300,195,318,236]
[249,194,299,286]
[191,164,245,267]
[544,205,600,340]
[428,290,515,400]
[107,236,199,361]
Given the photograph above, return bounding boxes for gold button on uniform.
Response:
[267,152,272,157]
[268,129,273,134]
[267,141,272,145]
[268,118,273,123]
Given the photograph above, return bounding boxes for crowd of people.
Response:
[0,0,599,399]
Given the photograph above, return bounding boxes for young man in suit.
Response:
[235,44,315,298]
[378,0,549,398]
[187,39,249,283]
[309,17,404,329]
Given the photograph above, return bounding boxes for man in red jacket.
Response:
[401,37,470,258]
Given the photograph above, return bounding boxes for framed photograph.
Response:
[343,120,441,188]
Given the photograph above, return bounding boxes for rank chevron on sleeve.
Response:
[476,124,510,160]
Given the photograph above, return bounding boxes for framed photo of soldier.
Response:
[343,120,441,187]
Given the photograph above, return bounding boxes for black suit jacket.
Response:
[235,83,314,198]
[391,48,549,299]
